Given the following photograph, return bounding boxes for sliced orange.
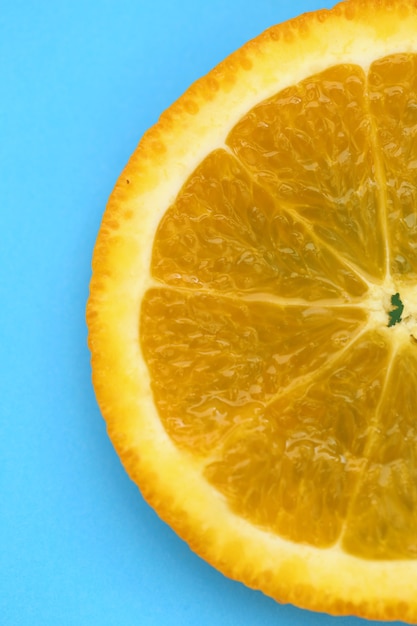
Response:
[87,0,417,621]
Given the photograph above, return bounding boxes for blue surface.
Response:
[0,1,409,625]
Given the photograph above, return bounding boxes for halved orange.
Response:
[87,0,417,621]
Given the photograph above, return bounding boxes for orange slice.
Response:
[87,0,417,621]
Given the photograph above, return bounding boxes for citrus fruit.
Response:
[87,0,417,621]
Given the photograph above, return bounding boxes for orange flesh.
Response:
[140,54,417,559]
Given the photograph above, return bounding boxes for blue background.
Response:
[0,1,409,625]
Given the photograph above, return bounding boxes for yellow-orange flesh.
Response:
[141,54,417,560]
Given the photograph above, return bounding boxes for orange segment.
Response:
[227,64,387,281]
[343,344,417,559]
[369,53,417,280]
[205,328,391,549]
[152,149,368,299]
[141,289,367,455]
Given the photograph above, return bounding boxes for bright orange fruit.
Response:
[87,0,417,621]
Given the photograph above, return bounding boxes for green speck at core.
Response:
[388,292,404,327]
